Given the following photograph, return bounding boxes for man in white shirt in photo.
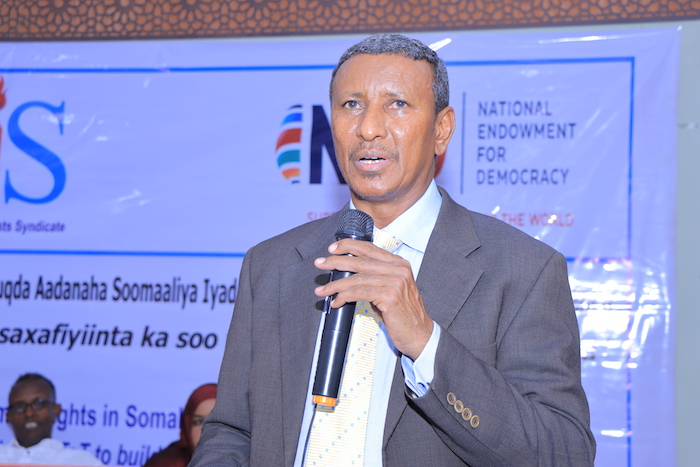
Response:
[0,373,102,465]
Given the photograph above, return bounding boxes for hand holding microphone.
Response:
[311,209,374,407]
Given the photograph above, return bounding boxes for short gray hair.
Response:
[330,33,450,115]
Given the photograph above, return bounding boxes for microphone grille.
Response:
[336,209,374,241]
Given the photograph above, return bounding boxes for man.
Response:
[191,34,595,466]
[0,373,102,465]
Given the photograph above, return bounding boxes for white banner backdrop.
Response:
[0,28,678,466]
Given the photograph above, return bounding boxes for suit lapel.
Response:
[279,212,341,465]
[417,194,484,330]
[383,191,484,447]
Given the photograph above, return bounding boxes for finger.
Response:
[330,238,396,259]
[313,254,367,274]
[314,249,407,275]
[315,270,405,307]
[314,273,376,300]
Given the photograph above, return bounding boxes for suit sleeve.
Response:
[409,251,596,466]
[189,251,255,467]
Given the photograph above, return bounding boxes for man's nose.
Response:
[357,104,386,141]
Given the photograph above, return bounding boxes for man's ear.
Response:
[51,403,62,423]
[434,106,456,156]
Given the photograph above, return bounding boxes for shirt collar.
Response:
[350,180,442,254]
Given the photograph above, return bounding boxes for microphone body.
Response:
[311,209,374,407]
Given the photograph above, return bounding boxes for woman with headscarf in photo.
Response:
[143,384,217,467]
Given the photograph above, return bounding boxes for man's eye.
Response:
[192,418,204,426]
[391,100,408,108]
[343,100,360,109]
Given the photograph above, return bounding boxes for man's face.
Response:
[331,53,453,215]
[7,380,61,448]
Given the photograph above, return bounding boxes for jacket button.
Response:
[461,407,472,421]
[446,392,456,405]
[454,400,464,413]
[470,415,480,428]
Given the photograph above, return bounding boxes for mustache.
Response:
[349,142,396,159]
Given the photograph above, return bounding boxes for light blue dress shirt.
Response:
[294,180,443,466]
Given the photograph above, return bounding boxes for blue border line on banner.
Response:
[0,65,337,73]
[0,251,613,262]
[0,251,619,262]
[627,59,636,262]
[626,57,635,467]
[0,57,631,74]
[445,57,633,66]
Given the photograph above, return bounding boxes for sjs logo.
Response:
[0,76,67,204]
[276,104,345,185]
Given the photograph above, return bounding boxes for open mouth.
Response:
[360,156,385,163]
[24,422,39,430]
[353,146,392,170]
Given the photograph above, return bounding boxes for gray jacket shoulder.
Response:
[437,189,562,266]
[471,209,559,256]
[245,211,341,265]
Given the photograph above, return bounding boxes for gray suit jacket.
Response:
[190,189,595,467]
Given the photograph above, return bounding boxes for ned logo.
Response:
[275,103,447,186]
[276,104,345,185]
[0,75,67,205]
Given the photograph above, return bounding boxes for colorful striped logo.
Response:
[276,105,303,183]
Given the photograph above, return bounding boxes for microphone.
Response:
[312,209,374,407]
